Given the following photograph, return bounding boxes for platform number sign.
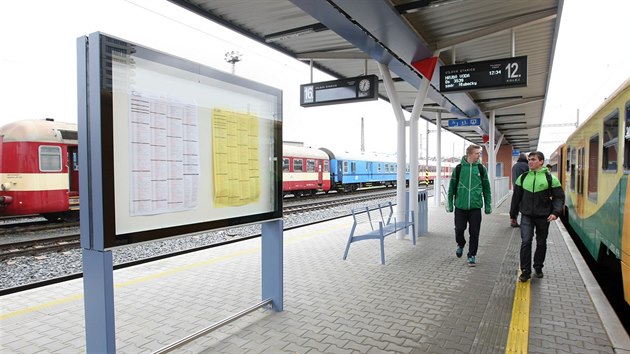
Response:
[303,85,314,105]
[440,56,527,93]
[300,74,378,107]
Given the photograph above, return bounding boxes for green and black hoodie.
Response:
[510,167,564,218]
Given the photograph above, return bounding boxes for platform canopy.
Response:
[168,0,563,152]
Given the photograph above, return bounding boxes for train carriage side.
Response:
[321,149,405,192]
[563,79,630,305]
[282,144,330,197]
[0,119,79,221]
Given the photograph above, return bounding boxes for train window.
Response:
[350,162,356,173]
[294,159,303,172]
[588,134,599,201]
[566,147,571,172]
[602,111,619,172]
[324,161,329,172]
[306,159,315,172]
[624,102,630,171]
[378,163,382,173]
[343,161,348,173]
[282,158,290,172]
[39,146,62,172]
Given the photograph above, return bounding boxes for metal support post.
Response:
[83,249,116,353]
[378,62,407,239]
[262,219,283,311]
[435,112,442,206]
[489,110,496,201]
[408,75,431,236]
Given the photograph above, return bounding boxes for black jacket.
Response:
[511,156,528,185]
[510,168,565,219]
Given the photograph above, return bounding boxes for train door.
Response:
[317,160,323,187]
[68,146,79,194]
[577,146,585,218]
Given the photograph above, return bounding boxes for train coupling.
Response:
[0,196,13,205]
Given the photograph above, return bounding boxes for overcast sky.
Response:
[1,0,628,161]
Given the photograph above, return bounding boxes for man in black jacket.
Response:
[510,153,529,227]
[510,151,564,282]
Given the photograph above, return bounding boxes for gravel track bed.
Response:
[0,196,396,290]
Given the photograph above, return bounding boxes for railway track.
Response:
[0,190,399,257]
[0,188,435,295]
[0,235,80,260]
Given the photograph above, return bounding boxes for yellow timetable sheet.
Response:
[212,108,261,207]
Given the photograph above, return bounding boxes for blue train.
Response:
[283,145,454,197]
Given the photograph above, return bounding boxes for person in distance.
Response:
[510,153,529,227]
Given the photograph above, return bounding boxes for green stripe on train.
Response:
[566,175,626,262]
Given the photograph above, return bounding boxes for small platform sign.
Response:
[440,56,527,93]
[300,74,378,107]
[448,118,481,127]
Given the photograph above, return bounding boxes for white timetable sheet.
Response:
[129,92,200,216]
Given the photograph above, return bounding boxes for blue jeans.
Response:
[519,215,550,274]
[454,208,482,258]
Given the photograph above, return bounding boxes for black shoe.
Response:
[534,268,544,278]
[519,272,531,282]
[456,246,463,258]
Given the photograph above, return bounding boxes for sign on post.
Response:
[447,118,481,128]
[440,56,527,93]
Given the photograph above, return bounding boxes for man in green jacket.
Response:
[510,151,565,282]
[447,144,492,266]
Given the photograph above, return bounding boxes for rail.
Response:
[152,299,273,354]
[493,176,511,207]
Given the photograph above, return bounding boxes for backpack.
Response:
[454,163,485,197]
[518,171,553,199]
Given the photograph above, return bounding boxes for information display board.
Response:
[80,33,282,249]
[300,74,378,107]
[440,56,527,93]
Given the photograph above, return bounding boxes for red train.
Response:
[0,119,454,220]
[0,119,79,221]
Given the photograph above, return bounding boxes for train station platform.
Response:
[1,197,629,353]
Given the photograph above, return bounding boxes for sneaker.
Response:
[467,256,476,267]
[534,268,544,278]
[456,246,464,258]
[519,272,531,282]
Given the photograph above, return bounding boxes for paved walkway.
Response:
[1,198,628,353]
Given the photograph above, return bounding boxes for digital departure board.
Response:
[300,74,378,107]
[440,56,527,93]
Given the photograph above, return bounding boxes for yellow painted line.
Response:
[0,294,84,320]
[505,274,530,354]
[0,222,346,320]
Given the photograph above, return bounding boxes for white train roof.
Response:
[282,144,328,160]
[0,119,77,143]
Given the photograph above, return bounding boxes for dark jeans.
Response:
[519,215,550,274]
[454,208,482,257]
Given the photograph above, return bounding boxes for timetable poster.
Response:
[211,108,261,207]
[129,91,200,216]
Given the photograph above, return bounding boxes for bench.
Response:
[342,201,416,265]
